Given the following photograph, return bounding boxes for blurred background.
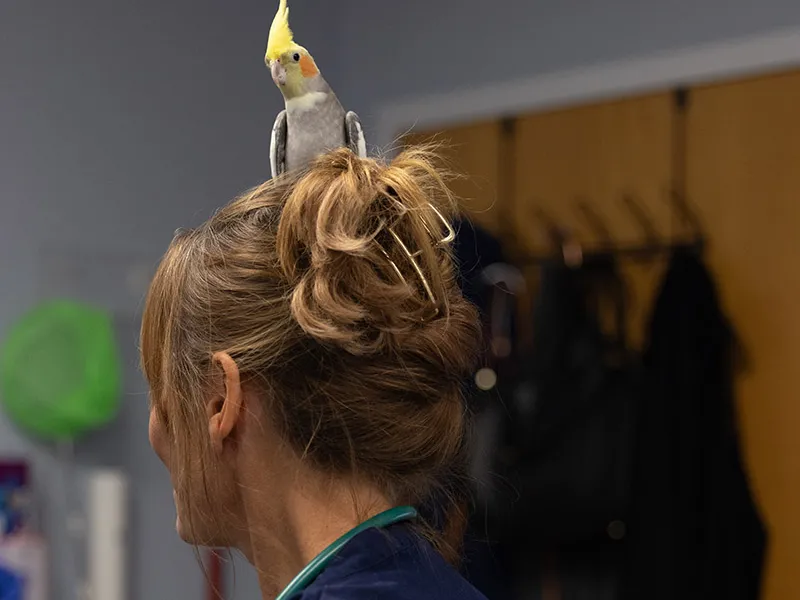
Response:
[1,1,800,599]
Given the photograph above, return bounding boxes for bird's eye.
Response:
[293,53,301,62]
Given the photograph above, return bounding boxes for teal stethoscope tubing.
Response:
[275,505,418,600]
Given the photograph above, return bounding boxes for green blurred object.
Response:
[0,300,121,440]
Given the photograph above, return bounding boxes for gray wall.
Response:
[336,0,800,141]
[2,0,800,599]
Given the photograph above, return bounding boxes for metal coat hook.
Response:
[621,194,659,243]
[576,199,612,244]
[532,205,584,267]
[668,187,703,239]
[531,204,566,248]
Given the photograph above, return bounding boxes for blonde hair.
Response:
[140,146,481,561]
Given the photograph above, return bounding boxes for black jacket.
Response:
[623,249,766,599]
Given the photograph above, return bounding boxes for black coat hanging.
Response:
[478,255,640,548]
[622,247,767,600]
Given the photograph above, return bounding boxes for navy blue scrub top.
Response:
[291,522,488,600]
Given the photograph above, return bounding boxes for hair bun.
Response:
[276,148,461,356]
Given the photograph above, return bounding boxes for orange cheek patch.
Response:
[300,55,319,78]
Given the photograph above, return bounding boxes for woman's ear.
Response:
[208,352,244,455]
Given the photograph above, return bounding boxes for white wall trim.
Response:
[376,26,800,146]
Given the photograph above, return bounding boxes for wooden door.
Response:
[512,92,675,348]
[687,71,800,600]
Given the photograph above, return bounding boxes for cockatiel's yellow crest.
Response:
[266,0,299,63]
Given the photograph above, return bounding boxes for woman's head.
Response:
[141,147,480,560]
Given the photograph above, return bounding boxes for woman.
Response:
[140,146,488,600]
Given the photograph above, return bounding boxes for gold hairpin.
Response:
[375,203,455,316]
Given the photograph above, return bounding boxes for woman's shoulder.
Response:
[297,525,488,600]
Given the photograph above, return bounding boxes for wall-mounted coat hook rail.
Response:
[519,238,704,266]
[519,192,705,266]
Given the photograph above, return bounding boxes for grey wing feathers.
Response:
[270,109,288,179]
[345,111,367,159]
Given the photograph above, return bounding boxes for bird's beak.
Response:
[271,60,286,86]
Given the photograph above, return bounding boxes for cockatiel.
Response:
[265,0,366,178]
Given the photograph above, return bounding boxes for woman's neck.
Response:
[239,468,393,599]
